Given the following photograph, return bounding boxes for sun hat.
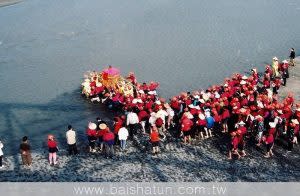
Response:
[282,60,288,64]
[99,123,107,130]
[238,121,246,126]
[269,122,276,128]
[242,75,248,80]
[188,104,195,108]
[194,105,201,110]
[240,80,246,85]
[89,123,97,130]
[194,95,200,99]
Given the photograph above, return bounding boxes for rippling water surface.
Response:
[0,0,300,153]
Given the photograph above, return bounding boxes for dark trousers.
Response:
[282,77,287,86]
[68,144,78,155]
[105,144,114,158]
[288,140,293,151]
[0,155,2,167]
[128,123,139,137]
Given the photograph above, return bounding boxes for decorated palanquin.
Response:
[82,66,134,97]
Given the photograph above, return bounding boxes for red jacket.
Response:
[232,137,239,150]
[86,128,97,137]
[181,118,193,132]
[138,110,149,121]
[103,132,115,141]
[266,134,274,144]
[48,140,57,148]
[150,131,160,142]
[196,119,206,126]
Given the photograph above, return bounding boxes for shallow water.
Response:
[0,0,300,154]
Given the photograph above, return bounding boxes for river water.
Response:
[0,0,300,153]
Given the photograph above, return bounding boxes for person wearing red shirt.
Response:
[221,107,230,133]
[264,133,274,158]
[196,113,207,139]
[103,130,115,158]
[138,110,149,134]
[181,117,194,144]
[86,123,98,152]
[236,129,246,157]
[228,131,241,160]
[150,126,160,154]
[47,135,58,165]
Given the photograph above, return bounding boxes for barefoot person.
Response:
[150,126,160,154]
[20,136,32,167]
[118,126,129,151]
[264,133,274,158]
[66,125,78,155]
[47,135,58,165]
[228,131,241,160]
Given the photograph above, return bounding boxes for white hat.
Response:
[137,99,143,103]
[255,115,263,120]
[257,101,264,109]
[242,75,248,80]
[132,99,138,104]
[148,91,155,95]
[202,94,209,101]
[194,95,200,99]
[155,100,161,105]
[277,110,283,114]
[282,60,288,64]
[273,57,278,61]
[199,99,205,103]
[215,93,220,99]
[198,113,205,120]
[238,121,246,126]
[138,90,145,94]
[240,80,246,85]
[224,83,228,87]
[269,122,276,128]
[99,123,107,130]
[96,82,102,87]
[89,123,97,130]
[291,119,299,125]
[188,104,195,108]
[194,105,201,110]
[150,112,156,117]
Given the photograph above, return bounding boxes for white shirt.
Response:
[166,108,175,118]
[149,115,157,126]
[156,109,169,123]
[0,141,3,156]
[118,127,129,140]
[66,129,76,145]
[126,112,139,125]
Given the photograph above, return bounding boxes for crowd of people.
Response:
[81,48,299,160]
[0,49,297,169]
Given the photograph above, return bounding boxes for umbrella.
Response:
[103,67,120,76]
